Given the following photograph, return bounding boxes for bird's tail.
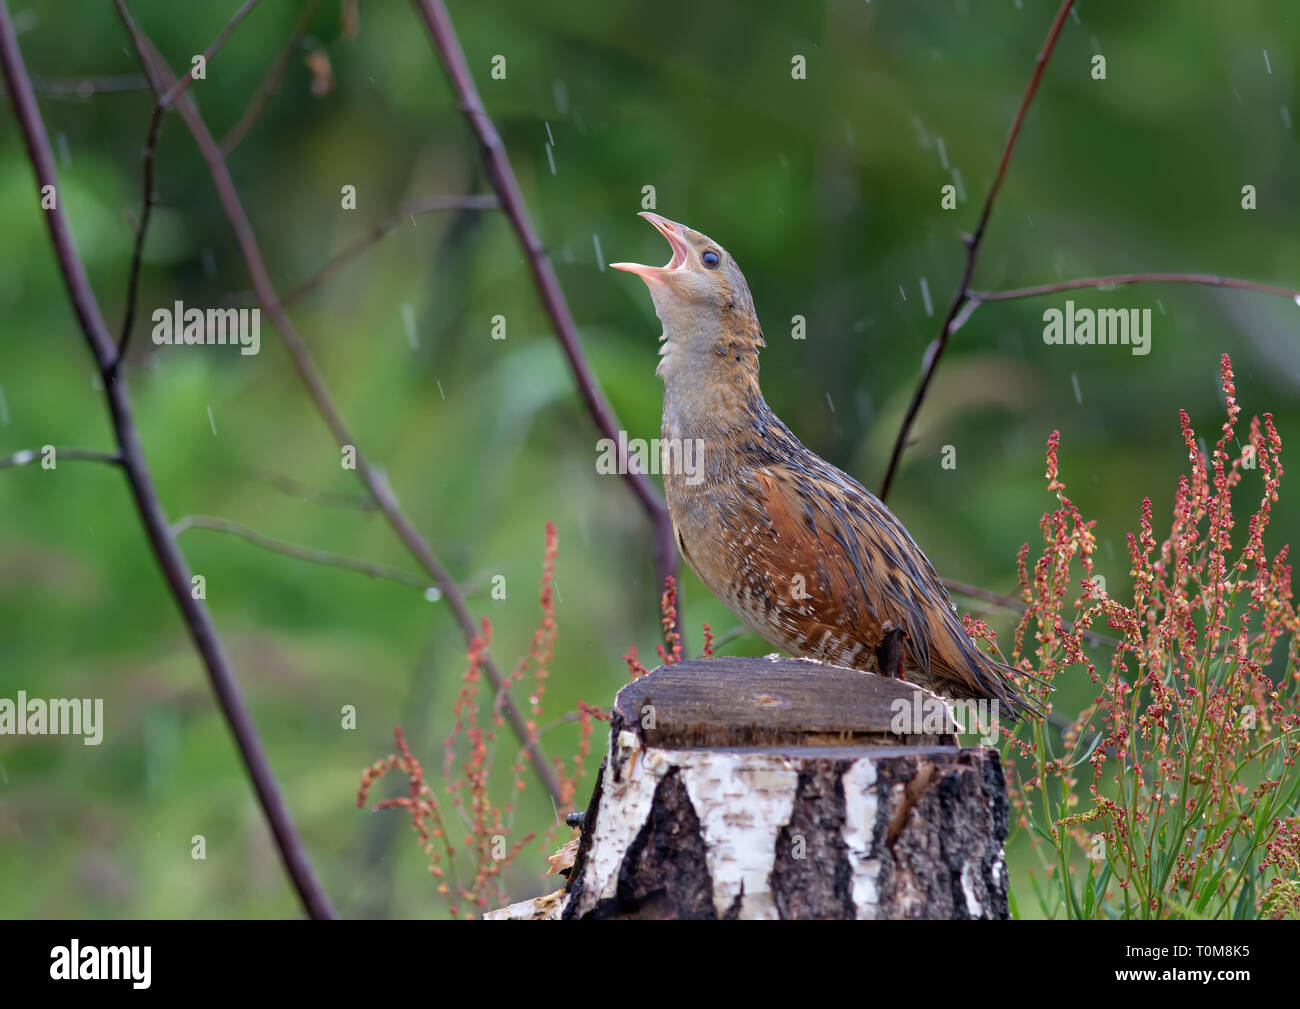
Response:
[929,622,1047,726]
[971,653,1047,725]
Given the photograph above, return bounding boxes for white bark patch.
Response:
[572,738,801,918]
[585,730,670,906]
[840,758,881,920]
[678,751,799,919]
[961,860,986,918]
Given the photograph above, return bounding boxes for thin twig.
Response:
[245,465,377,510]
[941,577,1122,652]
[26,73,149,97]
[173,514,438,592]
[278,195,499,307]
[219,0,320,155]
[6,0,336,920]
[117,15,567,807]
[703,623,750,656]
[116,0,264,364]
[707,576,1124,655]
[0,446,121,469]
[116,102,162,362]
[410,0,681,625]
[971,273,1300,305]
[158,0,261,109]
[879,0,1076,503]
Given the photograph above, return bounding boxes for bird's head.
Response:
[611,214,762,370]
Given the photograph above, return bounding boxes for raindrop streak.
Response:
[402,302,418,349]
[825,391,835,414]
[553,80,569,115]
[55,131,70,166]
[436,380,446,400]
[1263,49,1272,74]
[545,143,556,175]
[910,113,930,149]
[592,233,605,271]
[1156,299,1166,315]
[206,405,217,436]
[1071,374,1082,405]
[898,285,907,301]
[1282,106,1293,130]
[935,135,949,170]
[545,121,555,145]
[919,277,933,317]
[0,386,8,426]
[951,167,966,204]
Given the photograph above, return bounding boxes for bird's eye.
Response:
[701,250,721,269]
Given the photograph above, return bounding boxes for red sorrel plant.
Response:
[996,355,1300,919]
[622,575,714,678]
[357,522,604,918]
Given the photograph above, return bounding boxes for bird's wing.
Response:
[745,466,889,663]
[749,461,1006,700]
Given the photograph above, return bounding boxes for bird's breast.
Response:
[664,461,868,666]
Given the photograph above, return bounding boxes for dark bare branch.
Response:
[409,0,681,622]
[879,0,1076,502]
[5,0,336,919]
[118,17,567,808]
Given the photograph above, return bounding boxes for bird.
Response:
[611,212,1037,721]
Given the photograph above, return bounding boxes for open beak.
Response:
[610,212,691,282]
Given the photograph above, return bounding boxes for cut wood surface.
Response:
[610,655,960,748]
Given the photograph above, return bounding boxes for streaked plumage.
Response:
[613,213,1034,720]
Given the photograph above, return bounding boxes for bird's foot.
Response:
[876,627,908,681]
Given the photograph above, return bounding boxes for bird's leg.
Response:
[876,626,908,681]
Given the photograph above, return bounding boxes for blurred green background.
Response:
[1,0,1297,918]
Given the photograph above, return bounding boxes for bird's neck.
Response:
[658,320,766,444]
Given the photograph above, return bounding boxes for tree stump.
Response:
[491,656,1011,920]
